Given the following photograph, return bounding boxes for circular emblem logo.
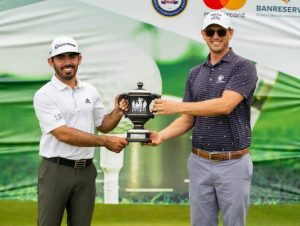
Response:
[203,0,246,10]
[152,0,188,17]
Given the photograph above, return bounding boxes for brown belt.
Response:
[192,147,249,162]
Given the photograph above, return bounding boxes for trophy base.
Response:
[126,129,151,143]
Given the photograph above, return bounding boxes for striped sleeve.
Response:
[225,60,258,99]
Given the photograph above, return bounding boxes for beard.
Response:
[54,64,78,81]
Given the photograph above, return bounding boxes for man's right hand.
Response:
[104,136,128,153]
[145,131,163,146]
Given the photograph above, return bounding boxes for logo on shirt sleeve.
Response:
[54,113,63,120]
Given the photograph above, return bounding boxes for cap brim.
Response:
[202,22,230,30]
[50,51,80,57]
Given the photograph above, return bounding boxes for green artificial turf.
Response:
[0,201,299,226]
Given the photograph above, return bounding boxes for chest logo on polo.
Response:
[216,75,225,84]
[85,98,91,103]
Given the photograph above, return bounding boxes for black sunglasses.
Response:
[205,29,228,37]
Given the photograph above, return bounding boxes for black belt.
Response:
[44,157,93,168]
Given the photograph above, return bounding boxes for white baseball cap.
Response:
[49,36,80,57]
[202,11,231,30]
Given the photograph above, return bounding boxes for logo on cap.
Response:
[203,0,247,10]
[202,11,231,29]
[49,37,79,57]
[210,12,222,21]
[54,43,76,50]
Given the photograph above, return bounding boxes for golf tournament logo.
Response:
[203,0,247,10]
[152,0,188,17]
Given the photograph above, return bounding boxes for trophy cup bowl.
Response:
[119,82,161,142]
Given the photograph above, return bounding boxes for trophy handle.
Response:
[151,93,161,100]
[150,93,161,118]
[118,93,129,117]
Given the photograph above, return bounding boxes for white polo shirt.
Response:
[33,75,105,160]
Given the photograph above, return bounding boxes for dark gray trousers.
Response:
[38,158,97,226]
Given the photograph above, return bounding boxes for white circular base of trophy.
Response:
[126,129,151,142]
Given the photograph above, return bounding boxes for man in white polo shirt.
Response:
[33,36,128,226]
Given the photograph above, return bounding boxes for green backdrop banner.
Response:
[0,0,299,204]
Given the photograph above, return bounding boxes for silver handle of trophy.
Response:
[151,93,161,100]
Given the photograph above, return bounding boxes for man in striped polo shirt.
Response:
[149,11,258,226]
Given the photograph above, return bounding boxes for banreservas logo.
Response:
[203,0,247,10]
[256,0,300,18]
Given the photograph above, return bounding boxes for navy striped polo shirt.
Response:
[183,49,258,152]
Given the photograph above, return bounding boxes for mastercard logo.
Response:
[203,0,247,10]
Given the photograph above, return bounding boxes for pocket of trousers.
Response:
[246,155,253,181]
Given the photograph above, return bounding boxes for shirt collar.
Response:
[204,48,235,66]
[51,74,83,91]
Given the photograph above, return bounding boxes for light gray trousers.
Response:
[188,152,253,226]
